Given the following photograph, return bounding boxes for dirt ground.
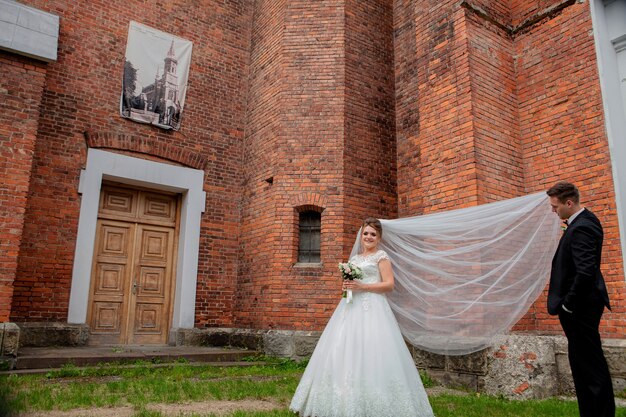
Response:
[11,387,471,417]
[12,387,625,416]
[15,399,281,417]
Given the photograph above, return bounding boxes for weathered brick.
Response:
[1,0,623,342]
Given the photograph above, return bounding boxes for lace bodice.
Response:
[349,250,390,284]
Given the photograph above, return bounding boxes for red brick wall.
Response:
[510,0,569,28]
[10,0,253,324]
[396,1,481,215]
[237,0,347,330]
[394,0,422,215]
[236,0,288,329]
[394,0,624,338]
[465,10,525,201]
[344,0,397,249]
[513,1,624,337]
[4,0,624,340]
[0,52,47,322]
[395,0,524,211]
[235,0,398,331]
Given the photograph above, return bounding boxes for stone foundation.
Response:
[10,324,625,399]
[174,327,321,361]
[412,334,626,399]
[16,322,89,347]
[480,335,560,398]
[175,328,626,399]
[0,322,20,369]
[604,339,626,394]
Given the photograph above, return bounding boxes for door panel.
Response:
[88,221,134,344]
[99,186,139,221]
[141,192,177,225]
[133,303,164,335]
[141,229,171,261]
[91,303,123,332]
[95,263,126,293]
[128,224,175,344]
[88,185,178,345]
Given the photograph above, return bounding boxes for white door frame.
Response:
[68,149,205,330]
[590,0,626,273]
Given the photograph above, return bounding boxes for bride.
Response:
[289,218,434,417]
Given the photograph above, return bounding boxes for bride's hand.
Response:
[343,280,365,292]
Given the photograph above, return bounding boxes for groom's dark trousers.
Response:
[548,209,614,417]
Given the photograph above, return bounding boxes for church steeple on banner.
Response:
[120,21,193,131]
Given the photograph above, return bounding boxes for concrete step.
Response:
[13,346,259,370]
[2,361,264,376]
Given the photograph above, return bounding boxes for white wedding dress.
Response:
[290,250,434,417]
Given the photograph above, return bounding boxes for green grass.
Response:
[0,361,303,415]
[128,411,299,417]
[431,394,577,417]
[0,361,624,417]
[420,369,435,388]
[129,411,298,417]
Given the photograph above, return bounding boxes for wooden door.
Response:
[87,185,179,345]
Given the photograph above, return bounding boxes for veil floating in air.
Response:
[350,192,560,355]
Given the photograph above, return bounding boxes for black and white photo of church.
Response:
[121,22,192,131]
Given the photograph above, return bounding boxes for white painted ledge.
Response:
[0,0,59,62]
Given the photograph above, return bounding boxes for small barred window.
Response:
[298,211,321,263]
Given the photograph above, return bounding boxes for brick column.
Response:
[395,1,525,216]
[0,52,47,322]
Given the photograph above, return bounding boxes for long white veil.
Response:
[350,192,560,355]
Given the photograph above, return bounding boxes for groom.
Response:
[547,181,614,417]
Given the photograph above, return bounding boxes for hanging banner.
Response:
[120,21,193,131]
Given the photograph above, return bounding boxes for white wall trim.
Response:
[615,35,626,53]
[68,149,206,330]
[590,0,626,275]
[0,0,59,62]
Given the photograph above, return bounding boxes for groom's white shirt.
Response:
[567,207,585,225]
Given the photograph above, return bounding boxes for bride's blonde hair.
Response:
[362,217,382,237]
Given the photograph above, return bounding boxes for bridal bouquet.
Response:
[338,261,363,303]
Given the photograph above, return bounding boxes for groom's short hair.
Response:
[547,181,580,204]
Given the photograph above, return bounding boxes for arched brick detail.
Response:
[84,131,208,170]
[290,193,328,211]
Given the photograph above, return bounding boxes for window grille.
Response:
[298,211,321,263]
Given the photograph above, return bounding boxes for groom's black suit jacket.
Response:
[548,208,611,315]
